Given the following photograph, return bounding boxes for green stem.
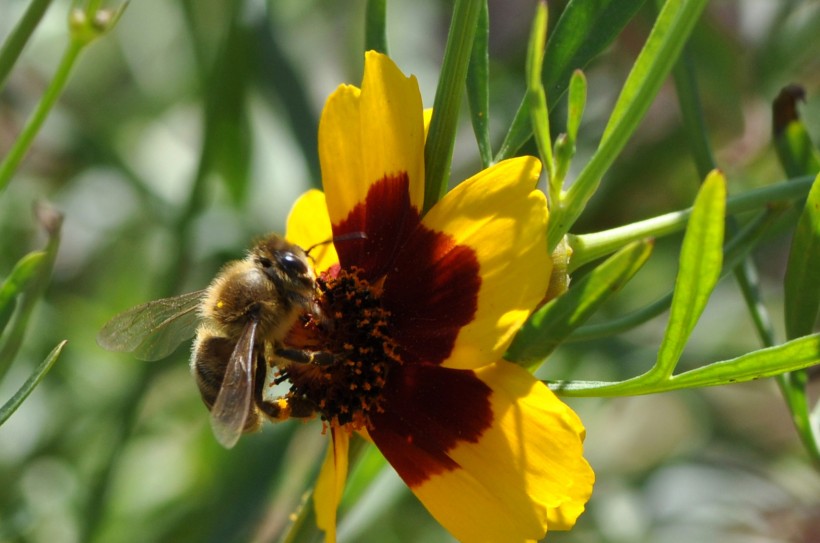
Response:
[0,39,84,192]
[569,207,789,341]
[776,371,820,468]
[0,0,54,90]
[568,176,813,271]
[423,0,482,213]
[364,0,388,54]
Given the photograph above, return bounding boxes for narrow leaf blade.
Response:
[654,170,726,379]
[784,172,820,338]
[0,340,66,426]
[0,251,46,331]
[466,0,491,167]
[551,333,820,397]
[507,239,654,367]
[495,0,646,161]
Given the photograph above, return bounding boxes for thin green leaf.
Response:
[0,206,62,381]
[495,0,646,161]
[785,173,820,338]
[0,41,83,192]
[527,1,556,193]
[365,0,388,54]
[507,239,654,369]
[466,0,491,167]
[423,0,482,213]
[0,251,46,332]
[0,340,66,426]
[0,0,54,91]
[651,170,726,381]
[673,336,820,389]
[551,0,708,249]
[551,333,820,397]
[566,69,586,144]
[553,69,587,188]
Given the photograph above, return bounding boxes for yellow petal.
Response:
[285,189,339,274]
[422,156,549,369]
[319,51,425,226]
[314,429,350,543]
[398,361,593,542]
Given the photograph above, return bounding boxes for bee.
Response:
[97,234,325,448]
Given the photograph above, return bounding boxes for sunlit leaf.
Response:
[552,333,820,396]
[653,170,725,380]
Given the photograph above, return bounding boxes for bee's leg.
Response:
[257,395,317,421]
[254,352,316,421]
[275,347,337,366]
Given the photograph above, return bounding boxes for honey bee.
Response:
[97,234,325,448]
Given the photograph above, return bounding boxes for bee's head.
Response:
[251,235,315,300]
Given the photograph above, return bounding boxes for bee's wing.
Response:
[210,318,258,449]
[97,290,206,361]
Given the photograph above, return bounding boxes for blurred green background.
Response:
[1,1,819,542]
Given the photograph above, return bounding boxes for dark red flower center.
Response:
[276,267,401,429]
[275,172,493,485]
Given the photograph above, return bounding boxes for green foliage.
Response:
[507,239,654,368]
[2,1,820,542]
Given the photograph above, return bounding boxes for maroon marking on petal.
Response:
[332,173,420,282]
[382,226,481,365]
[369,364,493,487]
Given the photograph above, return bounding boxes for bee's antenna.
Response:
[306,232,366,255]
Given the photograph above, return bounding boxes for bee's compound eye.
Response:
[280,252,307,277]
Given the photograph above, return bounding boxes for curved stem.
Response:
[0,39,84,192]
[568,176,813,272]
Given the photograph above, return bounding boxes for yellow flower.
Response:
[284,51,594,542]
